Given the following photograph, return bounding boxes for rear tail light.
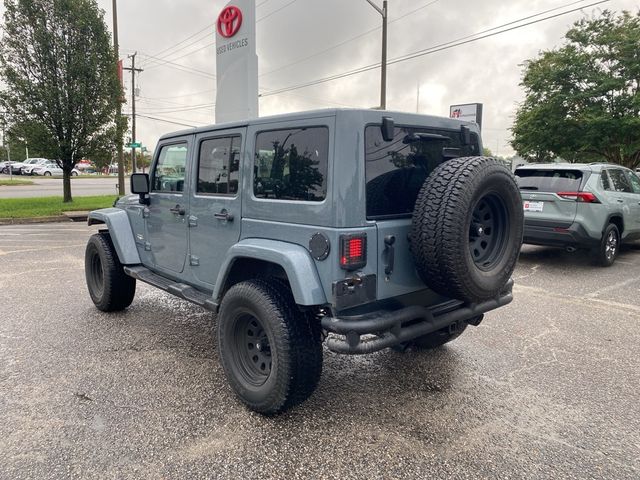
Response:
[557,192,600,203]
[340,234,367,270]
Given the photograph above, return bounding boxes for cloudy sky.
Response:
[3,0,640,156]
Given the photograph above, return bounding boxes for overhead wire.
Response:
[259,0,608,98]
[259,0,440,78]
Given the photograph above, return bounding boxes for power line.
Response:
[260,0,608,98]
[257,0,300,22]
[135,114,202,128]
[259,0,440,79]
[140,52,216,78]
[149,24,214,61]
[147,0,300,68]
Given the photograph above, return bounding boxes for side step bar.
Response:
[124,266,217,311]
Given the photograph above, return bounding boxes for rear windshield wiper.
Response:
[403,133,451,144]
[520,186,539,190]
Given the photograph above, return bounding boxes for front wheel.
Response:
[217,279,322,415]
[71,171,78,176]
[85,233,136,311]
[594,224,619,267]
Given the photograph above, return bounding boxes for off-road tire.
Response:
[85,233,136,312]
[217,279,323,415]
[410,156,523,303]
[594,224,619,267]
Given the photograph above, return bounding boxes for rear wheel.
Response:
[85,233,136,311]
[217,279,322,415]
[594,224,619,267]
[44,171,52,176]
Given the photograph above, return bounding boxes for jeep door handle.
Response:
[214,209,234,221]
[169,204,186,216]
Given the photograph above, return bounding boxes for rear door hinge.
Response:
[189,255,200,266]
[188,215,198,227]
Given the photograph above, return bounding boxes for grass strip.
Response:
[0,195,117,219]
[0,179,34,186]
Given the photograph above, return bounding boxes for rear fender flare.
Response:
[87,208,141,265]
[213,239,327,306]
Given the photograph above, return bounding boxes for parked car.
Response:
[21,158,50,175]
[84,109,524,414]
[515,163,640,266]
[0,161,18,174]
[32,162,80,176]
[8,157,45,175]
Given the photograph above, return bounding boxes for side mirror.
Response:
[381,116,395,142]
[130,173,150,205]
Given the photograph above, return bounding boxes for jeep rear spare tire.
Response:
[410,156,523,303]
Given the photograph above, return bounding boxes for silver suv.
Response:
[515,163,640,266]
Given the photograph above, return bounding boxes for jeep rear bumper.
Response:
[321,280,514,354]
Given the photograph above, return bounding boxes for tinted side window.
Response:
[515,169,583,193]
[197,136,240,195]
[608,169,633,193]
[152,143,188,192]
[600,170,612,191]
[625,171,640,194]
[254,127,328,202]
[365,125,480,218]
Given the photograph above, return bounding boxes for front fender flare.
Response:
[213,239,327,306]
[87,208,141,265]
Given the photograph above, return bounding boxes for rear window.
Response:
[365,125,480,218]
[515,169,583,193]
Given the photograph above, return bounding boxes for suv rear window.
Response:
[365,125,479,218]
[515,169,583,193]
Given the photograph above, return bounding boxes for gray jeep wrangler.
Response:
[84,109,523,414]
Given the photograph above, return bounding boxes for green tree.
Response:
[511,11,640,168]
[0,0,121,201]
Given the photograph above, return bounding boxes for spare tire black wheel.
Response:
[410,156,523,303]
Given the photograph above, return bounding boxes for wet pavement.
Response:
[0,223,638,479]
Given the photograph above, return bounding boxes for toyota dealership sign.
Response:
[450,103,483,129]
[215,0,258,123]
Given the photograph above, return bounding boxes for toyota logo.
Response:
[217,6,243,38]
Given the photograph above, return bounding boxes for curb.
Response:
[0,212,88,226]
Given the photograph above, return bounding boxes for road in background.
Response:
[0,176,130,198]
[0,224,638,479]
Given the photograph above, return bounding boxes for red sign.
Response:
[217,6,243,38]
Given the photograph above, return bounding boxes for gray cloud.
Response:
[3,0,639,156]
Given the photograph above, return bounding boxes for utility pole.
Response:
[124,52,143,173]
[112,0,125,195]
[364,0,388,110]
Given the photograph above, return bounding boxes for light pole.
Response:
[364,0,388,110]
[112,0,125,195]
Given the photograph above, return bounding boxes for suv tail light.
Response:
[557,191,600,203]
[340,234,367,270]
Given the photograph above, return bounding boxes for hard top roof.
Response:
[158,108,478,141]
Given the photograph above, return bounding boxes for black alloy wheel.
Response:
[217,279,323,414]
[84,233,136,311]
[231,314,272,386]
[469,193,509,271]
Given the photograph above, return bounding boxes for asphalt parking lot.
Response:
[1,223,639,479]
